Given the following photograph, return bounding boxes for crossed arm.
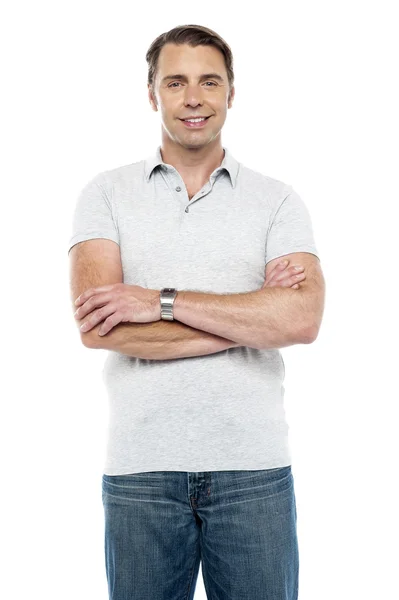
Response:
[78,251,325,360]
[88,318,239,359]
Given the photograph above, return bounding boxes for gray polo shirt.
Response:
[68,145,319,475]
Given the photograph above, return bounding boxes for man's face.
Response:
[148,43,235,149]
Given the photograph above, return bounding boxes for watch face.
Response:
[164,288,174,293]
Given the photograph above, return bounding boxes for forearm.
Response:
[86,319,240,359]
[173,287,311,350]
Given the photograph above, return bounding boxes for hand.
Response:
[261,260,306,290]
[74,283,161,336]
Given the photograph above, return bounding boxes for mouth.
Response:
[179,116,211,128]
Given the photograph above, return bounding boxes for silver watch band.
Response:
[160,288,177,321]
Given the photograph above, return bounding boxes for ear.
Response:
[148,84,158,111]
[228,85,235,108]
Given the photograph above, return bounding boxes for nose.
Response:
[183,83,204,107]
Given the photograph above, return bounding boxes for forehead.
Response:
[157,43,226,77]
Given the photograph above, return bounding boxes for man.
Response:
[68,24,325,600]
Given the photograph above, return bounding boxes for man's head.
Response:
[146,25,235,151]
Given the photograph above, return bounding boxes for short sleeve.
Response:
[67,173,120,255]
[265,186,319,265]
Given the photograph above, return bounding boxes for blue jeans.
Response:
[102,465,298,599]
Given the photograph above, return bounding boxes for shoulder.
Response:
[238,162,292,207]
[89,160,146,202]
[99,159,145,186]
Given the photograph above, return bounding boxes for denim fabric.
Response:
[102,465,298,599]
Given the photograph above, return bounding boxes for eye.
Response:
[167,81,217,88]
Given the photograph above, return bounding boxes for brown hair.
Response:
[145,24,234,97]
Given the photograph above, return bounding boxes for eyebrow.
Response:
[161,73,224,84]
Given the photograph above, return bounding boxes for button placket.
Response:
[184,188,208,213]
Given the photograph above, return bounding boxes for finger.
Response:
[75,292,113,319]
[292,272,306,284]
[80,305,116,333]
[267,272,306,288]
[98,312,122,336]
[75,284,116,306]
[273,266,304,283]
[266,260,289,276]
[263,260,290,286]
[285,272,306,286]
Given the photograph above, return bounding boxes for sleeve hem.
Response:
[266,247,319,265]
[67,233,120,255]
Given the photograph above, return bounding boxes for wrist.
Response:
[152,289,161,321]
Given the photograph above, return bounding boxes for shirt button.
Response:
[176,186,181,192]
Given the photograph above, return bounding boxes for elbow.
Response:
[80,333,94,348]
[80,334,92,348]
[80,329,98,349]
[84,334,103,349]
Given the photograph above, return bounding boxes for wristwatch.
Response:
[160,288,178,321]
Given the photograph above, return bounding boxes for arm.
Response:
[173,288,304,350]
[91,253,324,355]
[69,239,239,359]
[173,252,325,350]
[90,319,240,359]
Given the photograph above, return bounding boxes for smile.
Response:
[180,116,211,128]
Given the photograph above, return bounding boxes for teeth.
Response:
[185,117,206,123]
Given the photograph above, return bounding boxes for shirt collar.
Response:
[144,145,239,189]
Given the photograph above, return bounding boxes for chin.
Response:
[181,138,214,148]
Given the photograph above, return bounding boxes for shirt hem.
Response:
[103,460,292,476]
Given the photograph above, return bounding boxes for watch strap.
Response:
[160,288,177,321]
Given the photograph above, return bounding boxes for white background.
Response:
[2,1,398,598]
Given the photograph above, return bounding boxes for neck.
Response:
[160,137,225,183]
